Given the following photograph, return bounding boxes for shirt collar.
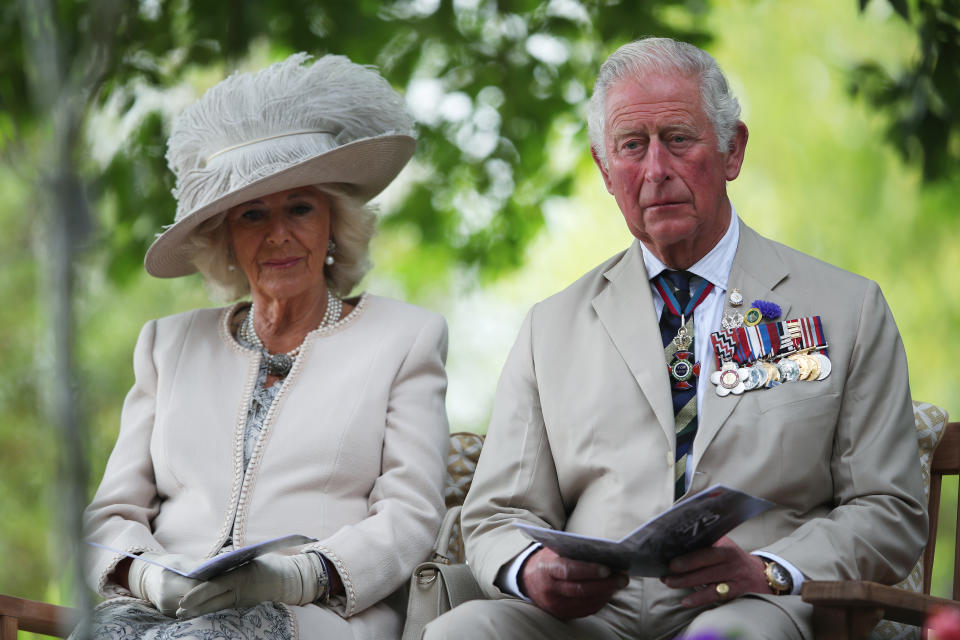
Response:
[641,204,740,290]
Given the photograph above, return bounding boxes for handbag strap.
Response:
[430,505,461,564]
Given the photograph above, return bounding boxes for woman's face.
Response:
[227,186,332,303]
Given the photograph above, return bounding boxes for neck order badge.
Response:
[654,272,714,389]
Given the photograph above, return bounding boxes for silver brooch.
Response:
[721,311,744,330]
[729,288,744,307]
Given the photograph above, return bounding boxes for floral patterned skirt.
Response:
[70,597,294,640]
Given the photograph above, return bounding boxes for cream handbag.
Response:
[402,506,485,640]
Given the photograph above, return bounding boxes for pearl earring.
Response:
[325,239,336,266]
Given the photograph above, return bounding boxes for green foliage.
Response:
[0,170,58,611]
[95,112,173,286]
[852,0,960,181]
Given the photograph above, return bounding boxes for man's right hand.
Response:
[520,547,630,620]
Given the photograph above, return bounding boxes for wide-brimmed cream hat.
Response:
[145,52,415,277]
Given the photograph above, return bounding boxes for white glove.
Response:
[177,552,326,618]
[127,552,202,616]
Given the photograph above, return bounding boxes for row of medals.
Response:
[708,288,831,396]
[710,351,832,397]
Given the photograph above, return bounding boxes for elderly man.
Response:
[424,37,926,640]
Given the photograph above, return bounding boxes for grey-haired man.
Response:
[425,37,925,640]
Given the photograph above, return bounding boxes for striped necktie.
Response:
[654,270,713,500]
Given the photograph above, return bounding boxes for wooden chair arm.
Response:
[0,594,78,639]
[802,580,960,628]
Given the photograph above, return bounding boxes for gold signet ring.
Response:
[715,582,731,600]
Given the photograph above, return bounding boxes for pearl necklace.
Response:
[241,291,343,377]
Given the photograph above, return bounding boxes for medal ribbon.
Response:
[710,315,827,368]
[655,274,714,317]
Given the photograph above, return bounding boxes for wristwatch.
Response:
[763,560,793,595]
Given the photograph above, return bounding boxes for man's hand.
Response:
[660,536,771,607]
[520,547,629,620]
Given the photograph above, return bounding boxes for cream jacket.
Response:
[463,223,926,637]
[82,294,449,638]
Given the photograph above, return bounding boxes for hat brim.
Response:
[144,134,415,278]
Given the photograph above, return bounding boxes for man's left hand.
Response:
[659,536,771,607]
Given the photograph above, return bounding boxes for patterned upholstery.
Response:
[445,432,485,507]
[871,400,949,640]
[444,432,485,563]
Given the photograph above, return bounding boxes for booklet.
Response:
[513,484,773,577]
[88,534,317,581]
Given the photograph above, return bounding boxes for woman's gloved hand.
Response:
[127,552,202,616]
[177,552,327,618]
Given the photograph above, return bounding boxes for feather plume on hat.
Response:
[145,53,416,278]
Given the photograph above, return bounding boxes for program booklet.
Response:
[513,484,773,577]
[88,534,317,581]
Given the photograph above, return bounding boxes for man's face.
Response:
[594,72,747,268]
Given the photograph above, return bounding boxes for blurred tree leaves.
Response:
[2,0,711,295]
[2,0,955,292]
[852,0,960,181]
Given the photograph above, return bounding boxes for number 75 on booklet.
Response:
[512,484,773,577]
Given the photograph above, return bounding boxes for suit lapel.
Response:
[695,221,792,458]
[592,241,675,449]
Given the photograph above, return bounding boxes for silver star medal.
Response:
[710,362,749,396]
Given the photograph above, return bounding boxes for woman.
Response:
[79,53,449,639]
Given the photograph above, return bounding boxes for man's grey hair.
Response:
[587,37,741,166]
[186,184,376,302]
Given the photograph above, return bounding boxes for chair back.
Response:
[924,420,960,599]
[0,594,76,639]
[442,432,485,563]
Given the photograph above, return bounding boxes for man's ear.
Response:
[591,146,615,195]
[723,121,749,182]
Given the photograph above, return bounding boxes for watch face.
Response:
[767,562,791,591]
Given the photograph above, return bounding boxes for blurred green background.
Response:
[2,0,958,621]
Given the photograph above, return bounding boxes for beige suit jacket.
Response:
[462,221,926,636]
[82,294,450,638]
